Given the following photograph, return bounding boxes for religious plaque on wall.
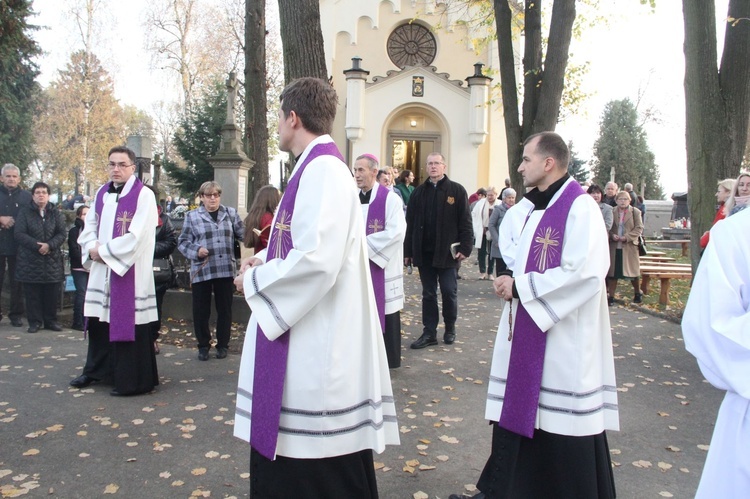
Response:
[412,76,424,97]
[387,23,437,69]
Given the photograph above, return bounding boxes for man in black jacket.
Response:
[0,164,32,327]
[404,152,473,348]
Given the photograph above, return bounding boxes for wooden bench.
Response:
[639,255,676,263]
[646,239,690,257]
[640,264,692,306]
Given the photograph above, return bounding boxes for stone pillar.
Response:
[209,71,254,218]
[127,135,153,185]
[344,57,370,143]
[466,63,493,147]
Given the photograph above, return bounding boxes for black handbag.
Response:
[638,235,648,256]
[153,257,173,284]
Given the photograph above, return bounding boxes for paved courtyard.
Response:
[0,268,722,498]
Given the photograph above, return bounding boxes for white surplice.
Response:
[359,183,406,314]
[234,135,400,459]
[78,176,158,325]
[682,207,750,498]
[486,178,620,436]
[498,196,533,273]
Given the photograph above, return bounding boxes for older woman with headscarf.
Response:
[606,190,644,306]
[700,177,735,249]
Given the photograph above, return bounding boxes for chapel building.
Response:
[321,0,511,190]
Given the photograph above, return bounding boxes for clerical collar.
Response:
[108,183,125,194]
[359,188,373,204]
[525,174,570,210]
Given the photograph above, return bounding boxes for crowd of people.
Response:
[2,75,746,496]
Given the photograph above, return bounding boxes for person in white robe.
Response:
[354,153,406,369]
[451,132,618,499]
[69,146,159,396]
[233,77,398,498]
[682,207,750,498]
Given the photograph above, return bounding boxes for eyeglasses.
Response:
[426,161,444,166]
[202,193,221,198]
[108,162,134,170]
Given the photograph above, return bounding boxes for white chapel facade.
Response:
[320,0,511,190]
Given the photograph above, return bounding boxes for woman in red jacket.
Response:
[243,185,280,253]
[700,178,735,249]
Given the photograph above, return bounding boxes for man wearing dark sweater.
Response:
[404,153,473,348]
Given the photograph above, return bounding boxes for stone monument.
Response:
[209,71,254,218]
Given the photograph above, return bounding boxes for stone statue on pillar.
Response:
[226,72,238,126]
[209,72,254,218]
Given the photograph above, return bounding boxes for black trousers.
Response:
[23,281,59,327]
[0,255,24,321]
[82,318,158,394]
[417,264,458,337]
[250,447,378,498]
[384,311,401,368]
[191,277,233,350]
[151,281,169,339]
[477,424,616,499]
[494,257,507,277]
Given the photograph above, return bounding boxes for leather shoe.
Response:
[444,329,456,345]
[215,347,228,359]
[45,322,63,332]
[410,334,438,349]
[633,293,643,304]
[27,324,40,334]
[198,348,209,361]
[11,318,23,327]
[70,374,96,388]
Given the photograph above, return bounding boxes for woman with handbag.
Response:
[606,190,644,305]
[151,193,178,354]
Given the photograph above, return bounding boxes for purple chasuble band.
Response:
[251,141,345,460]
[498,181,585,438]
[94,179,144,342]
[366,186,388,334]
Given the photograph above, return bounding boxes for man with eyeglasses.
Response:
[0,163,32,327]
[404,152,473,348]
[178,181,244,361]
[69,146,160,396]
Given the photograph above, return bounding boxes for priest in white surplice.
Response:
[450,132,619,499]
[354,153,406,369]
[682,206,750,498]
[69,146,159,396]
[233,78,399,498]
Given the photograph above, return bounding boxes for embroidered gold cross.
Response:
[368,219,384,234]
[116,212,133,236]
[534,227,559,272]
[272,210,291,260]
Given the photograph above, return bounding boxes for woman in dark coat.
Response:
[152,203,178,353]
[14,182,67,333]
[68,205,89,331]
[606,190,644,305]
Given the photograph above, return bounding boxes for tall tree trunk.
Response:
[494,0,576,196]
[245,0,269,196]
[277,0,328,82]
[683,0,750,268]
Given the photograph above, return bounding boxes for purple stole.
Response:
[94,178,144,342]
[498,180,585,438]
[251,141,345,460]
[366,186,388,333]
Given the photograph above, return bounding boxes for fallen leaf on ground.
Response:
[103,483,119,494]
[632,460,652,468]
[191,468,207,476]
